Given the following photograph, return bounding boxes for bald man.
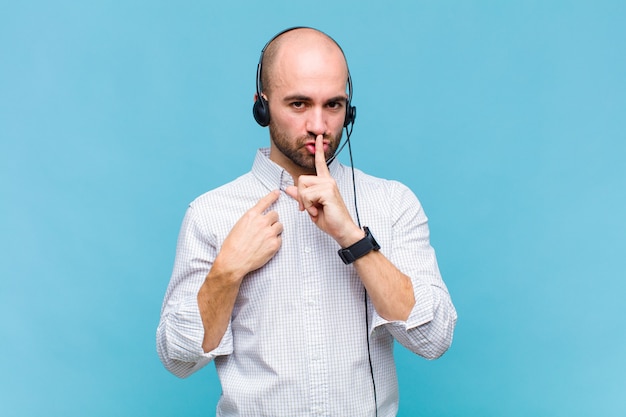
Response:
[157,27,456,417]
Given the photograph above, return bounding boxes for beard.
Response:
[269,122,343,171]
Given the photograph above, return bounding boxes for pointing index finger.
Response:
[253,189,280,213]
[315,134,330,177]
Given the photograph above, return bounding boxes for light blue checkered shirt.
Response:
[157,148,456,416]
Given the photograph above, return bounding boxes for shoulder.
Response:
[349,166,419,202]
[177,173,264,237]
[339,165,427,226]
[183,172,268,229]
[189,172,259,209]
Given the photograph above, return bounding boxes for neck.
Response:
[268,147,316,185]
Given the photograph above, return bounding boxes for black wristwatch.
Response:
[338,227,380,264]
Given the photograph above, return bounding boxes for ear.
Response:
[254,93,268,102]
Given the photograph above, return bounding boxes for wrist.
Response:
[210,256,247,286]
[337,226,366,249]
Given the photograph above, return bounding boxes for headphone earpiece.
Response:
[253,95,270,127]
[344,104,356,128]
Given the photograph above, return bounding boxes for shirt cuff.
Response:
[165,297,234,363]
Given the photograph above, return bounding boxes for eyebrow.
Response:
[282,94,348,104]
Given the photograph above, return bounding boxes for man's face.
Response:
[265,41,349,176]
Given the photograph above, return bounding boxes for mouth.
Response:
[304,140,329,155]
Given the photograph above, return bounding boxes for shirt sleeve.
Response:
[156,205,234,378]
[371,182,457,359]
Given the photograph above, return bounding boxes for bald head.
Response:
[260,28,349,95]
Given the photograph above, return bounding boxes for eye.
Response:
[291,101,305,109]
[327,101,344,110]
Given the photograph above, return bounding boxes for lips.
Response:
[304,141,329,154]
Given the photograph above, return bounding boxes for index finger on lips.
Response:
[315,134,330,178]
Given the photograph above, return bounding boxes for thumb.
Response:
[284,186,304,211]
[284,185,297,199]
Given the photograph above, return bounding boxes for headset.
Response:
[252,28,378,417]
[252,26,356,129]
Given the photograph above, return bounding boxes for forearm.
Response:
[353,250,415,321]
[335,224,415,322]
[197,258,245,353]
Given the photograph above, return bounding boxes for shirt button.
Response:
[304,246,311,253]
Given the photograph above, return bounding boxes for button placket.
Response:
[299,213,330,416]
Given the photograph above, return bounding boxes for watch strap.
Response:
[337,227,380,265]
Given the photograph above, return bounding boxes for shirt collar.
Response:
[251,148,342,192]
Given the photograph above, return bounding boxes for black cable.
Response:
[327,116,376,415]
[335,123,376,415]
[365,289,379,417]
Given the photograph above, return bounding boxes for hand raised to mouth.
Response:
[285,134,364,248]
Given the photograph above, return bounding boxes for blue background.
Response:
[2,1,625,416]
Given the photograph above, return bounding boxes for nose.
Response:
[306,107,327,137]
